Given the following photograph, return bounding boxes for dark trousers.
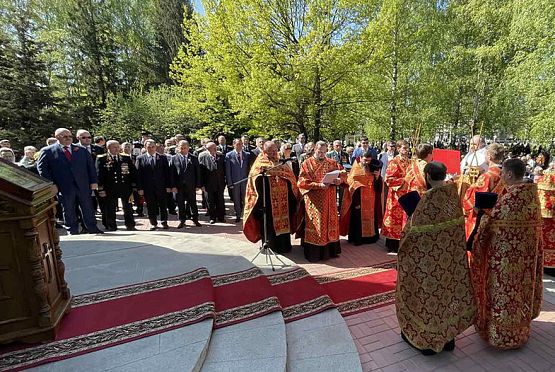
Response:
[206,188,225,220]
[59,188,98,234]
[104,194,135,229]
[176,186,199,221]
[167,192,176,213]
[144,191,168,225]
[133,190,144,214]
[231,183,246,217]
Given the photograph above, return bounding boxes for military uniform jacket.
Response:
[96,153,137,197]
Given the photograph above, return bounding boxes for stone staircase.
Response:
[28,231,361,372]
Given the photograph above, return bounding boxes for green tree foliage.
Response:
[0,0,554,147]
[96,86,199,141]
[0,1,59,149]
[172,0,383,141]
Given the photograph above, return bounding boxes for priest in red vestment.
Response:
[537,162,555,270]
[463,143,506,239]
[470,158,543,350]
[396,161,475,355]
[381,140,411,253]
[340,151,383,245]
[243,141,301,253]
[404,143,433,195]
[298,141,345,262]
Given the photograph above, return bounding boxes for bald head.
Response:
[263,141,278,161]
[55,128,73,146]
[206,142,217,155]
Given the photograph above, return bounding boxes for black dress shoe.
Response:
[193,220,202,227]
[127,226,137,231]
[209,219,215,224]
[177,221,185,229]
[89,229,104,234]
[67,231,79,236]
[168,210,177,215]
[443,339,455,352]
[218,218,225,223]
[106,227,118,232]
[161,222,170,229]
[137,212,145,217]
[149,225,158,231]
[235,217,240,223]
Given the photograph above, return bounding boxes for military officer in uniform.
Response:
[96,140,137,231]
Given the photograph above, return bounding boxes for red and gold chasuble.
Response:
[243,154,300,243]
[462,165,505,239]
[339,160,378,237]
[470,183,543,349]
[538,170,555,268]
[298,157,343,246]
[381,156,410,240]
[404,158,428,195]
[396,183,476,352]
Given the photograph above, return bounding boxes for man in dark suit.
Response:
[77,129,106,217]
[225,138,251,222]
[37,128,102,235]
[292,133,306,157]
[170,140,202,228]
[198,142,226,224]
[249,137,265,169]
[136,139,172,230]
[77,129,105,158]
[217,135,231,155]
[96,140,137,231]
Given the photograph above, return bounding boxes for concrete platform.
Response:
[26,227,360,372]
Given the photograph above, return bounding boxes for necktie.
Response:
[238,152,242,167]
[183,154,188,171]
[63,146,72,161]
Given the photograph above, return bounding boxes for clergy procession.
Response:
[239,134,549,356]
[2,126,553,362]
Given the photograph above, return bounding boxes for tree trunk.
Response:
[312,66,322,142]
[389,27,399,140]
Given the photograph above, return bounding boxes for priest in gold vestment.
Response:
[396,161,475,355]
[298,141,345,262]
[471,158,543,349]
[243,141,301,253]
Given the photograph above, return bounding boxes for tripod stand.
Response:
[234,163,289,271]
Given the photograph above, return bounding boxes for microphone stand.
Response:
[233,161,291,271]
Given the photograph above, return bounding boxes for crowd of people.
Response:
[1,128,553,357]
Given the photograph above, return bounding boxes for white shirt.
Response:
[460,147,488,174]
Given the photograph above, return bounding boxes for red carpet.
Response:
[212,267,281,328]
[267,267,336,322]
[0,268,215,372]
[314,261,397,316]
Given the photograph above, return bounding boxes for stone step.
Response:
[27,232,362,372]
[201,313,287,372]
[31,235,216,372]
[286,309,362,372]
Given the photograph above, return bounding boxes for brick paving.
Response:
[93,194,555,371]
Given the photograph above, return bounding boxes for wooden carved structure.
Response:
[0,158,71,344]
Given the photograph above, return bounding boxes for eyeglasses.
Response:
[80,136,91,139]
